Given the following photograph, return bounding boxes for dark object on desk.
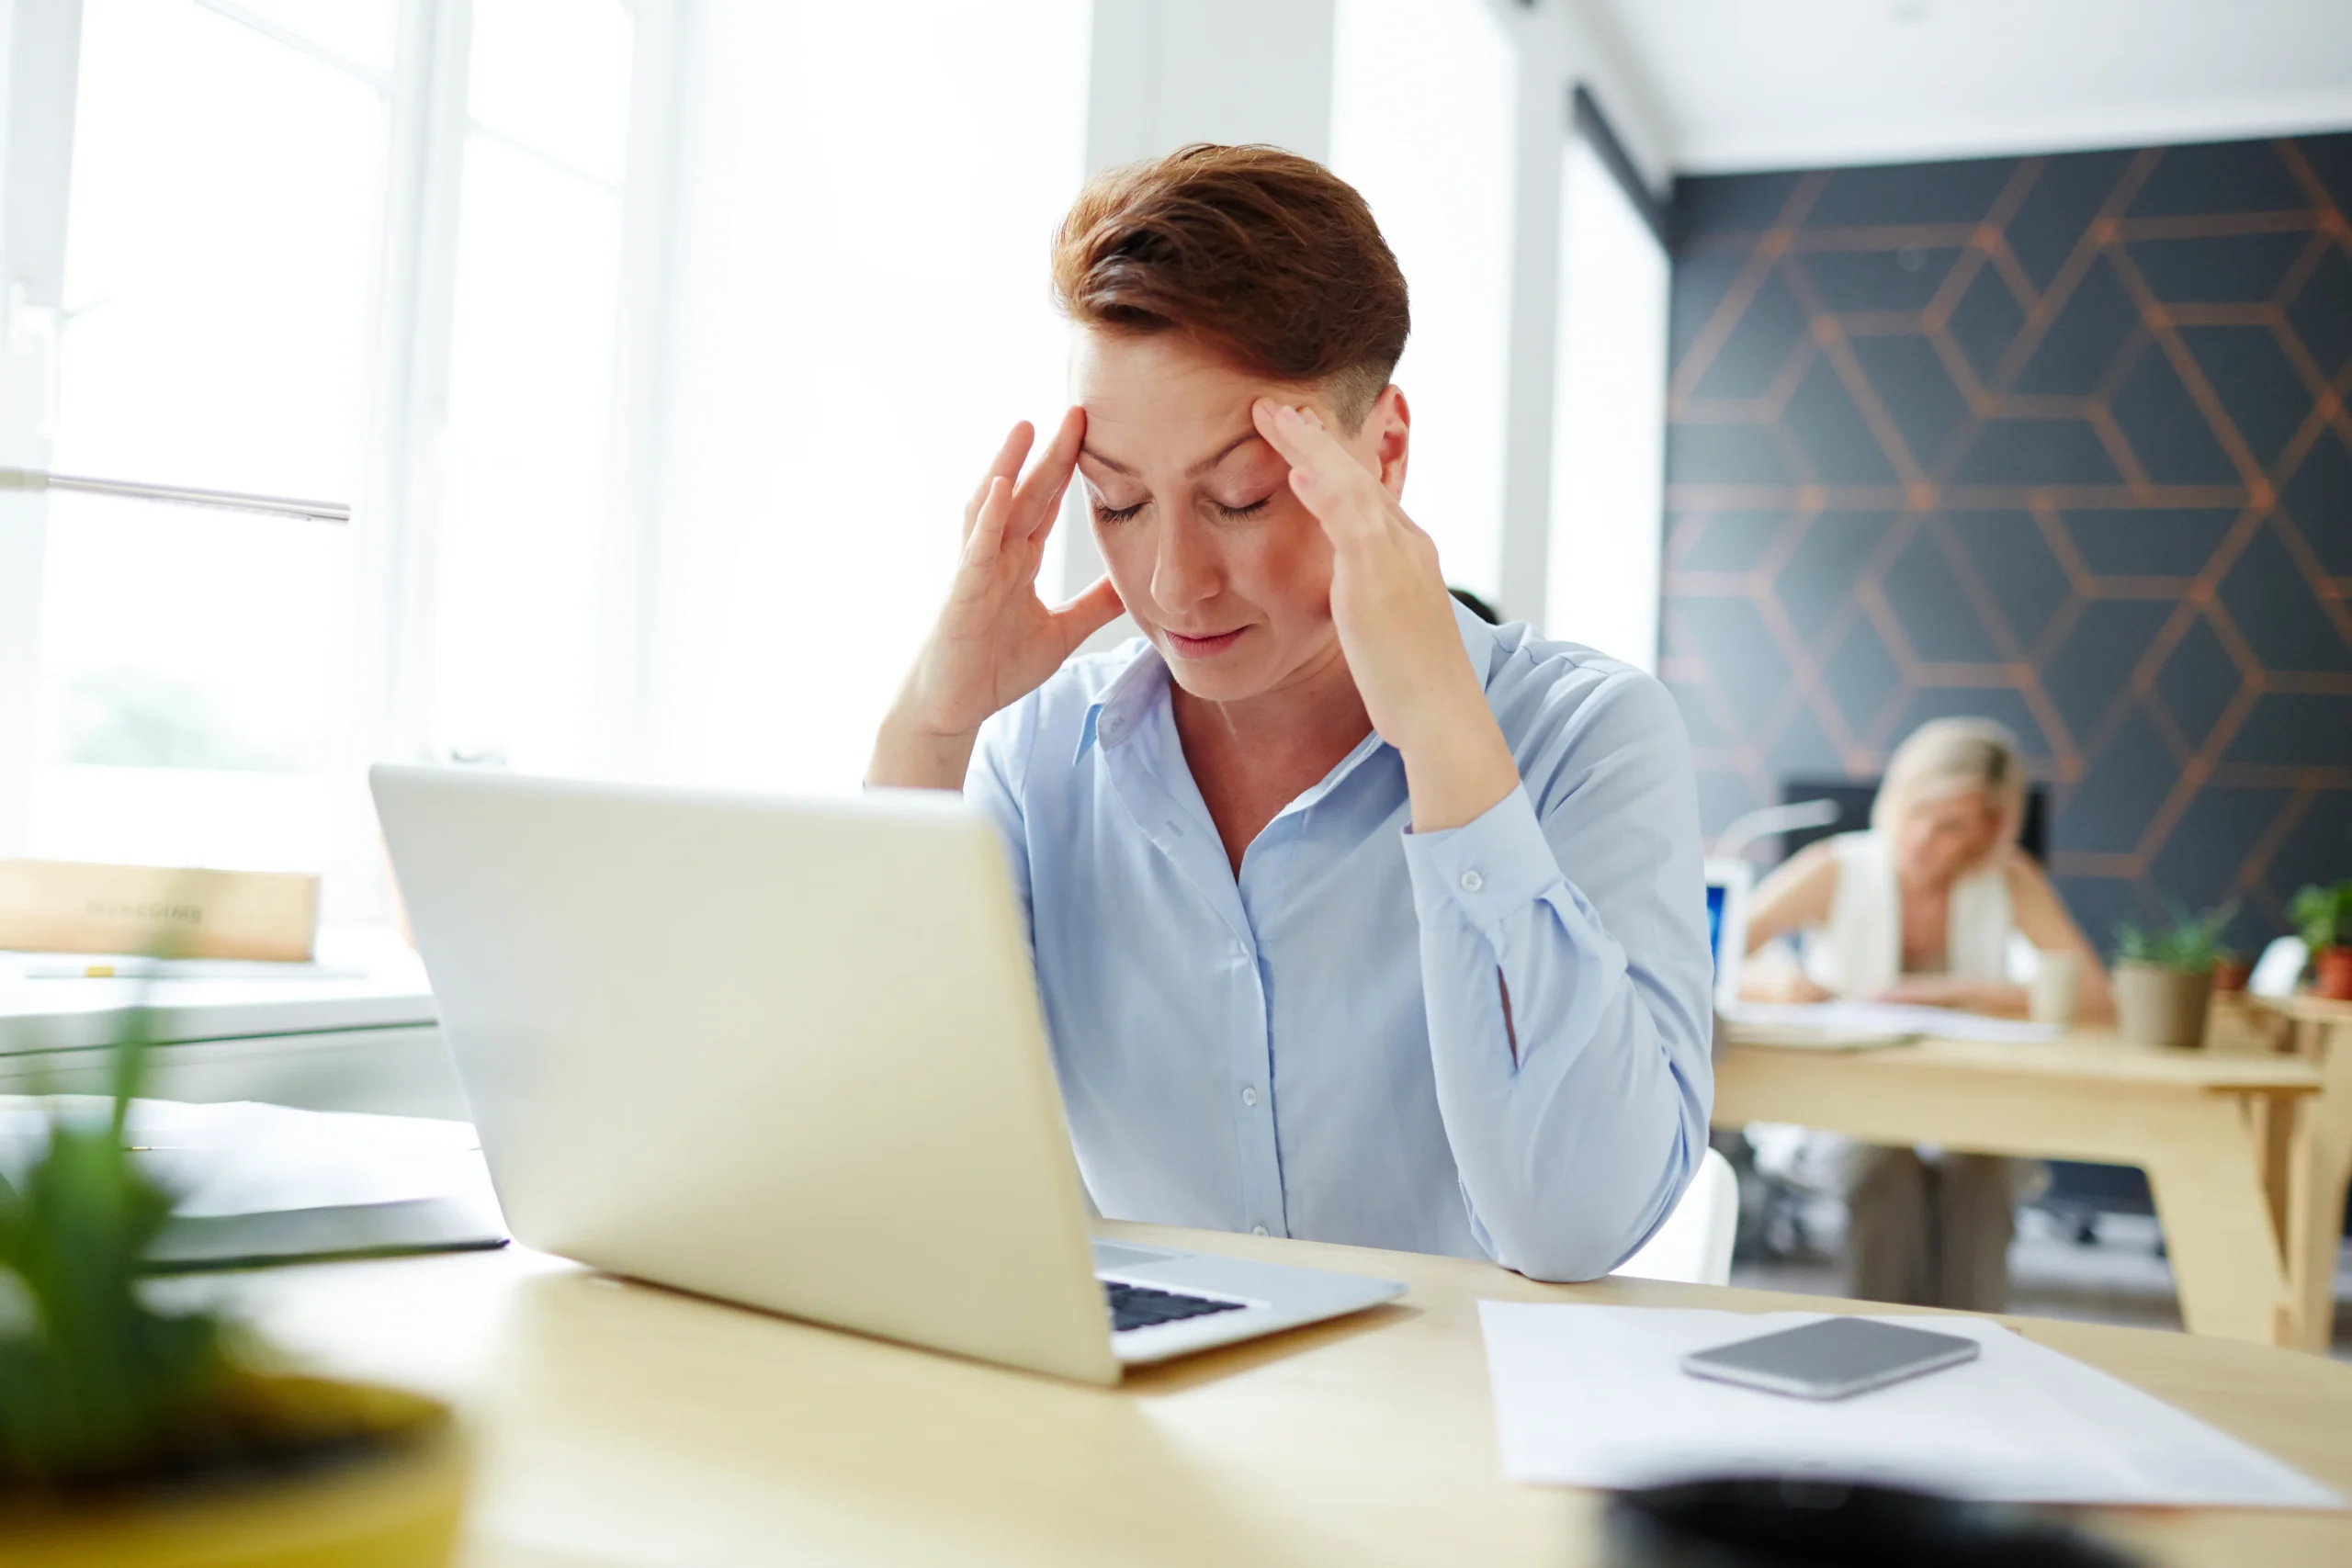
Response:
[1681,1317,1980,1401]
[1777,777,2049,865]
[144,1198,508,1274]
[1603,1478,2142,1568]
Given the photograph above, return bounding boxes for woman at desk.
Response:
[1740,718,2113,1310]
[866,145,1713,1282]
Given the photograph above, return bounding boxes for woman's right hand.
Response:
[867,408,1124,788]
[1739,968,1832,1006]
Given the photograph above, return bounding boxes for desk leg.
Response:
[2287,1023,2352,1354]
[2142,1098,2299,1348]
[2256,1090,2296,1258]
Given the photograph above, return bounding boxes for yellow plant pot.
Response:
[0,1377,467,1568]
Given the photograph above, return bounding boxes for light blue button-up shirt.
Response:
[967,603,1713,1281]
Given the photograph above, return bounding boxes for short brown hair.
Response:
[1050,144,1410,429]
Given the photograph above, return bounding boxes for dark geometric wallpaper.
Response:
[1661,133,2352,942]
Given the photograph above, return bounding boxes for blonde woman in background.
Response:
[1740,718,2112,1310]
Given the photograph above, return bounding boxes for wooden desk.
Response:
[2263,997,2352,1359]
[182,1225,2352,1567]
[1712,1026,2351,1351]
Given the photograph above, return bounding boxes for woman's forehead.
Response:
[1072,332,1302,474]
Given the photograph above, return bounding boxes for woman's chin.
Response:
[1164,661,1270,703]
[1159,641,1279,704]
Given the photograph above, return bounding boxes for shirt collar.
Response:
[1074,639,1170,763]
[1074,600,1503,766]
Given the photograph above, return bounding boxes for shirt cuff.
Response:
[1400,784,1563,937]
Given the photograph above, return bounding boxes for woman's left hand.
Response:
[1877,976,1969,1008]
[1251,397,1520,832]
[1877,976,2024,1016]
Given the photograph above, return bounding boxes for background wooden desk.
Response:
[2264,998,2352,1359]
[1712,1025,2352,1351]
[0,930,459,1117]
[185,1224,2352,1567]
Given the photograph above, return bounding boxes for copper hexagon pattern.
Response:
[1662,134,2352,941]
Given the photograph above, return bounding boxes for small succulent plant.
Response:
[0,1005,232,1487]
[2288,881,2352,955]
[2113,900,2238,975]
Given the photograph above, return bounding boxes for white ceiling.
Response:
[1589,0,2352,175]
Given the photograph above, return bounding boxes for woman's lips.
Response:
[1163,626,1247,659]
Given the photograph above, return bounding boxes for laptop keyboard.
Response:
[1102,1279,1246,1333]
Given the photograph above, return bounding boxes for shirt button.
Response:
[1241,1086,1259,1107]
[1251,1224,1270,1236]
[1460,869,1485,892]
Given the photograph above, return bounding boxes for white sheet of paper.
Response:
[1479,1303,2338,1508]
[1724,1000,2059,1044]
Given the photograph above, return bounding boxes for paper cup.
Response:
[2030,952,2080,1030]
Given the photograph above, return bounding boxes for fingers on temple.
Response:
[966,423,1037,538]
[1012,406,1086,540]
[1250,399,1377,536]
[966,476,1013,567]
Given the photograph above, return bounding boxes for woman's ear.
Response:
[1373,384,1411,497]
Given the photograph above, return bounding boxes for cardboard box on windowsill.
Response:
[0,859,320,963]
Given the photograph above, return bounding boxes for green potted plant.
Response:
[2111,901,2236,1049]
[2289,880,2352,1002]
[0,1005,468,1565]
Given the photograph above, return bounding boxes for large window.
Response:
[426,0,637,773]
[2,0,1096,904]
[29,0,393,871]
[1548,128,1669,671]
[4,0,659,916]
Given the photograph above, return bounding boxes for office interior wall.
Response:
[1329,0,1514,604]
[644,0,1088,792]
[1661,133,2352,938]
[1084,0,1334,171]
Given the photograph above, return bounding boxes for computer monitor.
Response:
[1702,859,1750,1012]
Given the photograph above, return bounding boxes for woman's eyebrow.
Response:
[1080,429,1262,479]
[1078,445,1136,477]
[1188,430,1263,477]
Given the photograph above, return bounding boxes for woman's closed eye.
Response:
[1090,483,1272,524]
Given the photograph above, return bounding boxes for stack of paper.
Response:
[1724,1000,2060,1046]
[1479,1303,2337,1508]
[0,1098,505,1269]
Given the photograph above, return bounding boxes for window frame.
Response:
[0,0,679,920]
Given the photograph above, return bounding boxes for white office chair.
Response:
[1612,1146,1738,1287]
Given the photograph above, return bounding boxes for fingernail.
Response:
[1275,403,1306,426]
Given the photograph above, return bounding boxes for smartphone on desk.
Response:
[1681,1317,1981,1400]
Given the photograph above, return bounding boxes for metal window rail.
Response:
[0,467,349,525]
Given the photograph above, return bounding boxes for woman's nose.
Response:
[1151,515,1221,614]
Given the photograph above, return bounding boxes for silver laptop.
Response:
[371,765,1404,1384]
